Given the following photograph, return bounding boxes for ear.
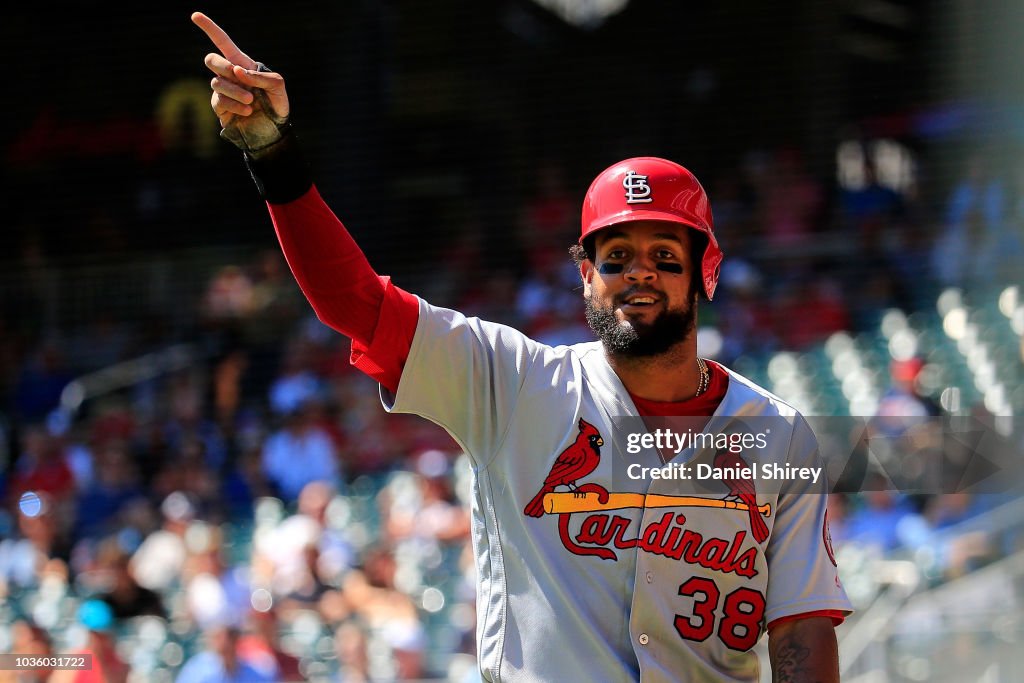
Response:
[580,259,594,297]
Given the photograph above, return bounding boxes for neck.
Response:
[606,340,703,402]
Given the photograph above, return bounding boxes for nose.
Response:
[624,254,657,282]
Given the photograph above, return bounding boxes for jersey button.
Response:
[638,633,650,645]
[645,571,653,583]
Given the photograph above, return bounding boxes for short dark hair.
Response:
[569,238,594,266]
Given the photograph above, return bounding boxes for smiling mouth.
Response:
[619,294,661,308]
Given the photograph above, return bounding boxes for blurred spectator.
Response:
[213,349,249,426]
[241,250,307,394]
[517,268,576,336]
[876,358,940,424]
[840,154,903,252]
[386,622,427,681]
[343,545,426,680]
[268,339,324,417]
[183,525,252,631]
[838,485,918,553]
[880,216,937,312]
[773,274,851,349]
[130,491,194,591]
[0,620,52,683]
[49,414,96,493]
[202,265,255,322]
[518,255,593,347]
[249,251,305,325]
[457,268,521,328]
[50,599,129,683]
[916,493,993,578]
[87,404,138,454]
[253,481,353,609]
[74,440,144,540]
[0,491,66,594]
[930,155,1007,288]
[280,541,332,609]
[714,259,774,362]
[340,394,414,476]
[945,155,1004,236]
[7,425,76,511]
[236,607,303,682]
[152,438,221,515]
[175,623,274,683]
[221,440,273,521]
[89,536,166,620]
[261,401,340,503]
[163,372,228,472]
[385,450,470,547]
[922,492,982,531]
[334,620,371,683]
[931,207,996,288]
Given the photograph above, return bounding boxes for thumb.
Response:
[232,65,290,119]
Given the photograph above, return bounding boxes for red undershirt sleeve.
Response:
[349,279,420,394]
[266,186,419,393]
[767,609,847,630]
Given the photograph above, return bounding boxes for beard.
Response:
[585,293,696,358]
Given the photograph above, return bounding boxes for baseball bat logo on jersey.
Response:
[524,419,772,576]
[622,170,653,203]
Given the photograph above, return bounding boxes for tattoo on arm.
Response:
[770,618,838,683]
[773,634,815,683]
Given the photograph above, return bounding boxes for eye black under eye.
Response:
[656,263,684,274]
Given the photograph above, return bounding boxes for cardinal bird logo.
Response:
[524,418,604,517]
[713,449,770,543]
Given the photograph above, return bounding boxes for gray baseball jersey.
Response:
[381,298,851,682]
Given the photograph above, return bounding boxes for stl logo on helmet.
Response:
[622,171,653,204]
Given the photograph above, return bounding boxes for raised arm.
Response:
[192,12,418,392]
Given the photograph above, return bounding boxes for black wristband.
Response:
[243,128,314,204]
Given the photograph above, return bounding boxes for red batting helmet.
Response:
[580,157,722,300]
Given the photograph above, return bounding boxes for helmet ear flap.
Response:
[690,232,709,298]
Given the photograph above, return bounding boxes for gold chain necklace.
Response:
[695,357,710,397]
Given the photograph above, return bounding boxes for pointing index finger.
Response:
[191,12,257,70]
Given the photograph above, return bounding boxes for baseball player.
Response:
[194,11,851,682]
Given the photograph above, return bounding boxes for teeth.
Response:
[627,297,656,304]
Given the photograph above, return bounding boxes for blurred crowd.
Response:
[1,140,1023,681]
